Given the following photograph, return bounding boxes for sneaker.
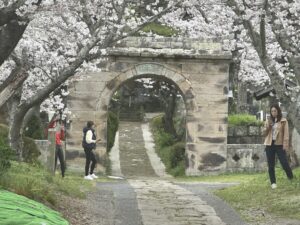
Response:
[271,183,277,189]
[84,175,93,180]
[90,174,98,179]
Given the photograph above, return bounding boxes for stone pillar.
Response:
[47,129,56,174]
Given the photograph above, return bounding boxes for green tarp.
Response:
[0,190,69,225]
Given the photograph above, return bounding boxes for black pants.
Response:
[265,141,293,184]
[55,145,65,177]
[84,148,97,176]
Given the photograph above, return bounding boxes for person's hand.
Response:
[267,116,272,127]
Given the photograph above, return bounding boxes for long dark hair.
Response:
[87,121,94,128]
[270,104,282,122]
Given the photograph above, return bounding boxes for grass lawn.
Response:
[176,167,300,223]
[0,161,110,207]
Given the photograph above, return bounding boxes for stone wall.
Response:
[227,125,263,144]
[35,140,50,166]
[227,144,267,172]
[227,125,266,172]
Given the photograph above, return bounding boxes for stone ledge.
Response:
[108,48,231,60]
[115,37,224,50]
[109,37,232,60]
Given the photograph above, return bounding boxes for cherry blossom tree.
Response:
[2,0,300,160]
[0,0,43,66]
[160,0,300,135]
[225,0,300,135]
[0,0,181,159]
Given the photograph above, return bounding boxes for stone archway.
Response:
[95,63,194,173]
[66,37,231,175]
[96,62,194,116]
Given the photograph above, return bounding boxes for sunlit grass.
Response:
[175,167,300,222]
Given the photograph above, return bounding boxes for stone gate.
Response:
[66,37,231,175]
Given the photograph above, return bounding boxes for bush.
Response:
[0,144,13,176]
[151,115,164,130]
[169,142,185,168]
[228,114,263,126]
[150,117,186,177]
[107,111,119,152]
[151,115,175,147]
[157,131,175,148]
[0,124,14,176]
[0,123,40,166]
[22,136,41,164]
[24,115,44,139]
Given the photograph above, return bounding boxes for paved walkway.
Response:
[105,121,247,225]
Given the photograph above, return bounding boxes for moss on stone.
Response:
[141,22,177,37]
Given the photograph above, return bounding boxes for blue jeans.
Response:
[265,141,293,184]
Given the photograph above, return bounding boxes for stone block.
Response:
[227,144,267,172]
[227,137,238,144]
[239,136,253,144]
[249,126,260,136]
[182,63,229,75]
[73,81,105,92]
[135,63,164,76]
[235,126,247,136]
[228,126,234,136]
[68,98,98,111]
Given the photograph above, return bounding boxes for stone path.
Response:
[118,121,157,178]
[91,181,143,225]
[128,179,225,225]
[104,121,246,225]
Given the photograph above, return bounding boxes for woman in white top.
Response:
[82,121,100,180]
[263,104,293,189]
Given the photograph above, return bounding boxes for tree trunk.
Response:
[0,18,28,66]
[0,71,28,108]
[287,118,299,168]
[7,96,23,160]
[237,83,249,113]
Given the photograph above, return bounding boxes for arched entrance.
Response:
[66,37,231,175]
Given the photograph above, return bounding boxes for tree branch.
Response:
[265,1,300,82]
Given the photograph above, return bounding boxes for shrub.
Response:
[228,114,263,126]
[169,142,185,168]
[157,132,175,148]
[0,124,14,176]
[151,115,164,130]
[150,117,186,177]
[24,115,44,139]
[22,136,41,164]
[0,144,13,176]
[107,111,119,152]
[0,124,9,142]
